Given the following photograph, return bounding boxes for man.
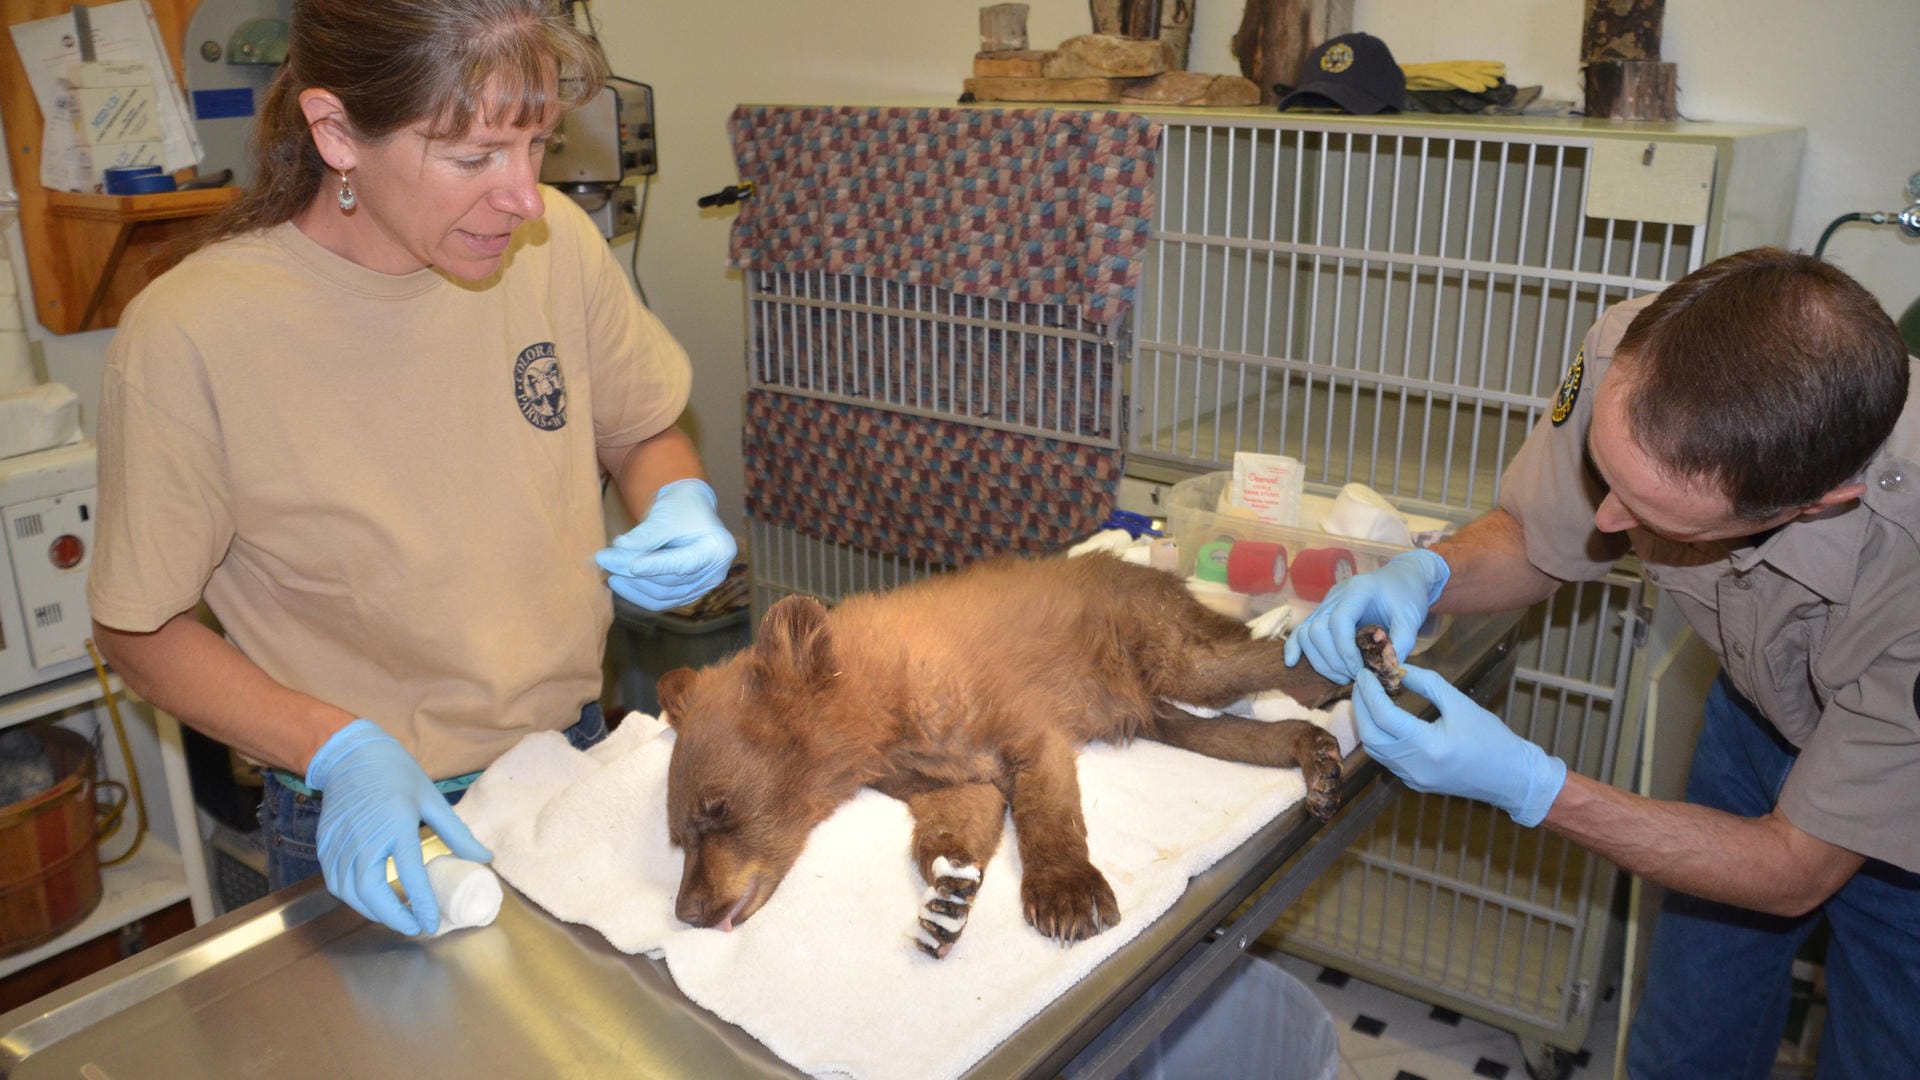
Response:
[1284,248,1919,1079]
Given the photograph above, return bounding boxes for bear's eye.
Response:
[695,795,730,830]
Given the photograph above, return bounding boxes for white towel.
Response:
[456,700,1357,1080]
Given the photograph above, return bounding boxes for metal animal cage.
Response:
[741,107,1802,1065]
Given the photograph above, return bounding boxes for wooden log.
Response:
[1582,0,1665,61]
[1583,59,1676,120]
[1121,71,1262,106]
[963,76,1134,104]
[1231,0,1354,105]
[980,3,1030,53]
[1090,0,1124,35]
[974,50,1051,78]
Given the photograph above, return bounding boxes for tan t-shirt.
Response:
[1499,294,1920,871]
[88,188,691,777]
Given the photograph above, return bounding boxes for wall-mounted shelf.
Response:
[1,0,226,335]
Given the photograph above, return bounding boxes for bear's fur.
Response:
[655,552,1368,957]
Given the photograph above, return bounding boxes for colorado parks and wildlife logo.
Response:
[1320,43,1354,73]
[514,342,567,430]
[1550,346,1584,426]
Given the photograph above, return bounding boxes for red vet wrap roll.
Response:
[1291,547,1357,602]
[1225,540,1288,594]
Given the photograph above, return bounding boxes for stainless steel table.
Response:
[0,612,1519,1079]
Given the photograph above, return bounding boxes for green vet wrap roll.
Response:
[1195,539,1234,583]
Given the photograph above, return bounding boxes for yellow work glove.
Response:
[1400,61,1507,93]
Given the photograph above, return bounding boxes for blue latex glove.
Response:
[1352,665,1568,827]
[594,479,737,612]
[306,719,493,935]
[1284,548,1450,682]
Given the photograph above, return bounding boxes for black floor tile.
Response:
[1352,1013,1387,1037]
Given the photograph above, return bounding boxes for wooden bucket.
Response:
[0,727,103,956]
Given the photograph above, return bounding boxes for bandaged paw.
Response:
[425,855,504,936]
[913,856,982,959]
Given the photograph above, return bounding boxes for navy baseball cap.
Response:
[1278,32,1408,114]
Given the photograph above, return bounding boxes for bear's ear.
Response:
[755,595,836,686]
[657,667,697,727]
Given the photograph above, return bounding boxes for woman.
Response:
[87,0,734,937]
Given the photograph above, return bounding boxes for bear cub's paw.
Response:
[1301,725,1343,820]
[1356,625,1405,694]
[914,856,983,959]
[1020,860,1121,944]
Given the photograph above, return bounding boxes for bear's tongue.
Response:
[717,876,759,932]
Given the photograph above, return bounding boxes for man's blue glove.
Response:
[594,479,737,612]
[1352,665,1568,827]
[306,719,493,935]
[1284,548,1450,682]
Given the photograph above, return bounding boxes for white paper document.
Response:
[7,1,202,192]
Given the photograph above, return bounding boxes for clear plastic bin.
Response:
[608,598,751,717]
[1117,952,1340,1080]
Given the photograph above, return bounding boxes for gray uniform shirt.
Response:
[1499,294,1920,873]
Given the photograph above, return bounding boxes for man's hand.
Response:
[1351,665,1567,826]
[307,720,493,935]
[1285,549,1449,682]
[595,479,737,612]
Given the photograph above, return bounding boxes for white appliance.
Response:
[0,441,97,697]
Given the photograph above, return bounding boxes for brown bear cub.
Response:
[656,552,1394,958]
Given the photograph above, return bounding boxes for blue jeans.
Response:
[1626,675,1920,1079]
[260,703,609,891]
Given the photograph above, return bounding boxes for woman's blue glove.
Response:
[306,719,493,935]
[1352,665,1568,827]
[594,479,737,612]
[1284,548,1450,682]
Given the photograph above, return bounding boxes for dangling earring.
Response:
[337,170,356,211]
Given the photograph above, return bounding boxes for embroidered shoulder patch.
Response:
[514,342,568,431]
[1550,346,1584,426]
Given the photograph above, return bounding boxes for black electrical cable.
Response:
[1814,212,1867,259]
[629,173,652,307]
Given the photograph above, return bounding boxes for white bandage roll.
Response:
[1322,483,1415,547]
[425,855,504,936]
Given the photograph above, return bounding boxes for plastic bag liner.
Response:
[1116,952,1340,1080]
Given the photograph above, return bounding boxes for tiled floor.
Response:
[1257,947,1620,1080]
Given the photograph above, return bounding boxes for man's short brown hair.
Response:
[1614,247,1910,519]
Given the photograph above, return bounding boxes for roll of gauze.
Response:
[425,855,504,936]
[1322,483,1415,547]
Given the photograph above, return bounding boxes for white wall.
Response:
[7,0,1918,537]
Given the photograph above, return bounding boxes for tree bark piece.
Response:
[974,50,1051,78]
[1582,0,1665,61]
[963,76,1133,104]
[1582,59,1676,120]
[1160,0,1195,70]
[980,3,1030,53]
[1231,0,1354,105]
[1043,33,1175,78]
[1121,71,1262,106]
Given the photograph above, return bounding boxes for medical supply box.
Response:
[1164,471,1413,611]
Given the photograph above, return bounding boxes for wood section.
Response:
[0,899,192,1014]
[1121,71,1261,107]
[978,2,1029,53]
[963,75,1132,104]
[1582,0,1665,61]
[1583,59,1677,121]
[1231,0,1353,105]
[0,0,238,334]
[1043,32,1174,78]
[1159,0,1194,70]
[973,49,1050,78]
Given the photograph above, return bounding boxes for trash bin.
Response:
[1117,952,1340,1080]
[608,596,751,717]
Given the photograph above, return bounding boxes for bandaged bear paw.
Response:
[914,855,982,959]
